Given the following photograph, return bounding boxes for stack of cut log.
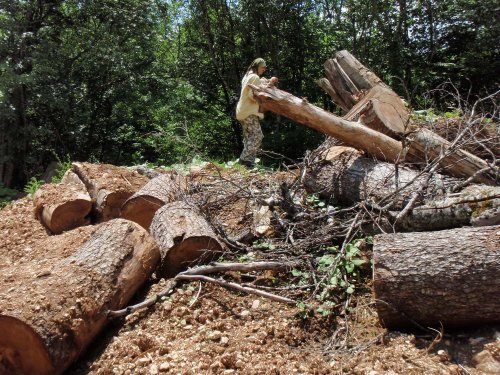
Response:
[1,163,225,374]
[251,51,499,330]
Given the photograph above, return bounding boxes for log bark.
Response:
[72,162,149,222]
[373,225,500,329]
[304,146,500,231]
[0,219,160,375]
[32,177,92,234]
[252,85,498,185]
[150,201,223,277]
[121,172,186,230]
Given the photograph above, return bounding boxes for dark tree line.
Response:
[0,0,498,188]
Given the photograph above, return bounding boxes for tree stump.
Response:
[72,162,149,222]
[32,176,92,234]
[121,172,186,230]
[150,201,223,277]
[0,219,160,375]
[373,225,500,329]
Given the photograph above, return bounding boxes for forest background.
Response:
[0,0,498,190]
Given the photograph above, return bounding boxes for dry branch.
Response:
[108,261,298,318]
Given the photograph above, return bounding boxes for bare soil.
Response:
[0,166,499,374]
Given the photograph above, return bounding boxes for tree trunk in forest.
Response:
[121,172,186,230]
[150,201,224,277]
[32,181,92,235]
[72,162,149,222]
[304,146,500,231]
[0,219,160,375]
[251,85,497,185]
[373,225,500,329]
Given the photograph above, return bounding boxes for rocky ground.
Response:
[1,164,499,374]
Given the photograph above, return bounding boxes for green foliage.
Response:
[51,155,73,184]
[24,177,44,197]
[293,240,370,317]
[0,183,19,207]
[1,0,497,189]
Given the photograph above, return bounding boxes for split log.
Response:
[251,85,498,185]
[373,225,500,329]
[33,176,92,234]
[150,201,224,277]
[0,219,160,375]
[322,50,408,139]
[121,172,186,230]
[334,50,388,91]
[72,162,149,222]
[304,146,500,231]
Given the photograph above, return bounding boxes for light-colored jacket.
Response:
[236,72,268,121]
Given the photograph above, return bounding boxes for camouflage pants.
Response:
[239,115,263,163]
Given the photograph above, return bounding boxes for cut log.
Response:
[303,146,454,208]
[373,225,500,329]
[150,201,224,277]
[0,219,160,375]
[344,85,409,138]
[121,172,186,230]
[250,85,404,162]
[72,162,149,222]
[251,85,498,185]
[406,128,498,185]
[304,145,500,231]
[32,180,92,234]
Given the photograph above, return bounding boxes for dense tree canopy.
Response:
[0,0,498,188]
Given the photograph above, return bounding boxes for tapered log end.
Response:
[121,197,164,230]
[0,315,54,375]
[162,237,223,277]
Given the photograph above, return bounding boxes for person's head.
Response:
[247,58,267,76]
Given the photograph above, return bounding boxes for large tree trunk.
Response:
[121,172,186,230]
[150,201,224,277]
[251,85,497,185]
[72,162,149,222]
[304,146,500,231]
[33,172,92,234]
[0,219,160,375]
[373,225,500,329]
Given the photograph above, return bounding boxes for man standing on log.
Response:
[236,58,278,168]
